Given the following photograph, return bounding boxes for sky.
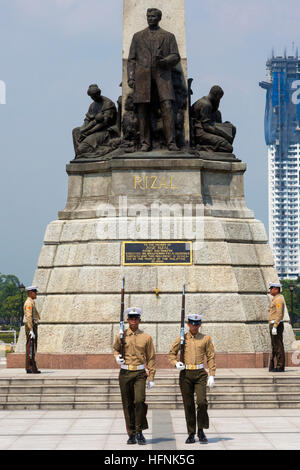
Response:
[0,0,299,285]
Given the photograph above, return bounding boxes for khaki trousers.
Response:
[119,369,148,435]
[269,322,285,370]
[25,324,38,372]
[179,369,209,434]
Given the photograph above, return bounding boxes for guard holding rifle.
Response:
[169,288,215,444]
[23,286,41,374]
[268,282,285,372]
[113,294,156,446]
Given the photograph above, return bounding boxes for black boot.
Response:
[136,432,146,445]
[26,370,33,374]
[273,367,285,372]
[198,429,208,443]
[127,434,137,445]
[185,434,195,444]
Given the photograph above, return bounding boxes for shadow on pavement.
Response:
[148,437,176,445]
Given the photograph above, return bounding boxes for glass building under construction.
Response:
[260,53,300,279]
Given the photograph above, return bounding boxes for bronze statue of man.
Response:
[192,86,236,153]
[128,8,180,152]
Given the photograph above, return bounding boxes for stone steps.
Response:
[2,376,300,385]
[0,375,300,409]
[1,384,300,394]
[1,400,300,410]
[1,392,300,402]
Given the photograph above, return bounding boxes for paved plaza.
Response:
[0,408,300,450]
[0,368,299,450]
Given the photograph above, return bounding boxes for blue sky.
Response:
[0,0,299,284]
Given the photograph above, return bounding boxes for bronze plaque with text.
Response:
[122,241,192,266]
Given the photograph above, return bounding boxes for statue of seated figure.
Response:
[73,84,120,159]
[191,86,236,153]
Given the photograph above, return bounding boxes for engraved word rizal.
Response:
[134,175,178,190]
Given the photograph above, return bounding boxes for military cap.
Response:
[187,314,203,325]
[125,307,142,317]
[26,285,38,292]
[269,282,281,289]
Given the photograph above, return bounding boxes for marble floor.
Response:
[0,408,299,450]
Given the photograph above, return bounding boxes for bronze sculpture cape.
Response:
[71,10,236,161]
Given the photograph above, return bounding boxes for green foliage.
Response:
[281,278,300,327]
[0,273,23,328]
[0,332,18,344]
[1,294,22,326]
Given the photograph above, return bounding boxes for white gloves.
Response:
[147,381,155,389]
[272,327,277,336]
[116,354,125,365]
[176,361,185,371]
[207,376,215,388]
[29,330,35,339]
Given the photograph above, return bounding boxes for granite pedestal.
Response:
[8,152,296,368]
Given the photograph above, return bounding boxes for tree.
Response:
[0,274,20,304]
[0,273,22,328]
[281,278,300,327]
[1,294,21,326]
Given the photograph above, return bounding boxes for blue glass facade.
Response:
[260,57,300,155]
[260,55,300,279]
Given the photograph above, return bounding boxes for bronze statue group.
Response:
[72,8,236,160]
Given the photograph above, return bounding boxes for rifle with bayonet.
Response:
[120,277,125,359]
[180,284,185,364]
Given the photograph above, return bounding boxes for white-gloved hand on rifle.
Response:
[207,376,215,388]
[29,330,35,339]
[147,381,155,389]
[176,361,185,371]
[116,354,125,365]
[272,327,277,336]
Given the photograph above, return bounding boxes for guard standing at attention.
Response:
[23,286,41,374]
[268,282,285,372]
[113,307,156,445]
[169,314,216,444]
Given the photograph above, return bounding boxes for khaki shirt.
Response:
[113,328,156,382]
[23,297,40,331]
[169,332,216,377]
[268,294,285,328]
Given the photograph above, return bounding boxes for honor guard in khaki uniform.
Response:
[169,314,216,444]
[113,308,156,445]
[268,282,285,372]
[23,286,41,374]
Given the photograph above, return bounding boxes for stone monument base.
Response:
[6,352,299,369]
[10,151,296,367]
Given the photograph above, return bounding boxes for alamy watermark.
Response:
[0,80,6,104]
[291,80,300,105]
[95,196,205,250]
